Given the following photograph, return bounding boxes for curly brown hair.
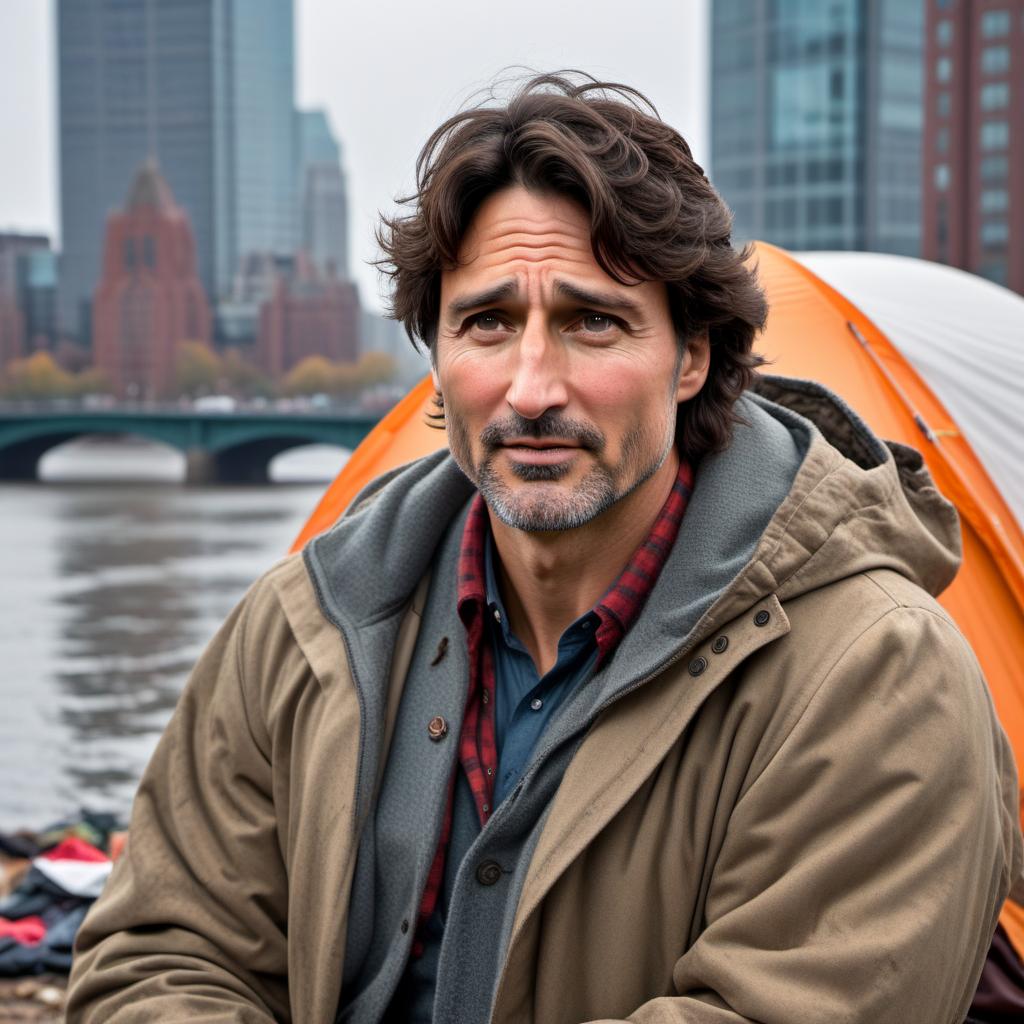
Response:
[376,71,768,462]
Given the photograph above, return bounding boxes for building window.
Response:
[123,238,136,270]
[981,222,1009,246]
[981,46,1011,74]
[980,82,1010,109]
[981,155,1009,180]
[981,188,1009,213]
[981,10,1011,37]
[935,127,950,153]
[981,120,1010,149]
[936,19,953,46]
[936,56,953,82]
[934,164,950,190]
[979,261,1008,285]
[937,91,951,117]
[142,236,156,268]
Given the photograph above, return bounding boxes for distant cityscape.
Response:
[0,0,1020,408]
[0,0,423,407]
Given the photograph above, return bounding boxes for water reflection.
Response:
[0,439,345,830]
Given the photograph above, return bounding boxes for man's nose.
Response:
[504,319,569,420]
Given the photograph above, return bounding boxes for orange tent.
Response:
[291,243,1024,954]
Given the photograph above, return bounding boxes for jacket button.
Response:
[427,716,448,741]
[711,635,729,654]
[476,860,502,886]
[754,610,771,627]
[688,656,707,677]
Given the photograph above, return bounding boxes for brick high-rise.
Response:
[258,253,359,380]
[92,162,212,399]
[922,0,1023,292]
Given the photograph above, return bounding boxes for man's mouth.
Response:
[499,440,582,465]
[501,439,581,450]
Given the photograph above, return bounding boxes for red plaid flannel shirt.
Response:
[413,460,695,952]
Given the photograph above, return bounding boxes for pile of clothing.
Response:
[0,812,124,977]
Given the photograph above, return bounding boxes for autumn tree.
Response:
[355,351,397,388]
[174,340,222,397]
[221,349,273,399]
[1,351,74,399]
[282,356,337,397]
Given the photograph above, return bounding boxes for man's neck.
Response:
[487,450,680,676]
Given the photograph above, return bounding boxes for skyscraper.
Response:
[298,110,351,280]
[922,0,1023,293]
[710,0,924,255]
[58,0,296,342]
[0,233,54,367]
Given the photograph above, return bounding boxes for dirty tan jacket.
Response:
[67,381,1023,1023]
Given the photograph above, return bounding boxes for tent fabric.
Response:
[793,251,1024,533]
[290,242,1024,956]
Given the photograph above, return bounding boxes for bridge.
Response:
[0,407,381,483]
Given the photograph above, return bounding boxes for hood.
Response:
[749,375,961,605]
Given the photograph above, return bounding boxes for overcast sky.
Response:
[0,0,709,311]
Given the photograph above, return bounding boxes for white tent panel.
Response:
[793,252,1024,531]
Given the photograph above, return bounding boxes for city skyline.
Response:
[57,0,299,339]
[0,0,711,314]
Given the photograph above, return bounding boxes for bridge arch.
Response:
[0,411,378,483]
[193,433,354,484]
[0,417,191,481]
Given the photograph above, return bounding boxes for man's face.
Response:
[435,185,706,533]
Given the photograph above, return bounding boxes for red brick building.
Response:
[92,161,212,399]
[923,0,1024,293]
[257,251,359,379]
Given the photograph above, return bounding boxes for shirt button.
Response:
[482,803,490,814]
[581,620,591,630]
[427,716,448,741]
[486,767,494,776]
[712,635,729,654]
[688,656,707,677]
[754,609,771,627]
[481,688,490,705]
[530,697,543,711]
[476,860,502,886]
[493,608,502,623]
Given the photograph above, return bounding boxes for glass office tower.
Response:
[58,0,296,341]
[298,110,350,281]
[710,0,923,255]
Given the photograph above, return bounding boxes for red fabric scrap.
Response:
[0,915,46,946]
[39,836,110,863]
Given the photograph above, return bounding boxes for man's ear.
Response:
[677,330,710,403]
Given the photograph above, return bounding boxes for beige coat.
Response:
[67,383,1023,1023]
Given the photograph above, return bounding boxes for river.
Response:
[0,437,348,832]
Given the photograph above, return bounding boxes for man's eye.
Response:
[580,314,615,333]
[470,312,504,332]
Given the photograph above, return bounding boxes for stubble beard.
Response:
[447,407,676,534]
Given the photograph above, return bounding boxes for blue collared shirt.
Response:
[484,535,601,805]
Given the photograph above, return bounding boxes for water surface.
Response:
[0,438,346,831]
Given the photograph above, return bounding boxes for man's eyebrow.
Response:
[445,280,519,319]
[553,280,642,314]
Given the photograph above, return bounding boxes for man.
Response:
[68,73,1022,1023]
